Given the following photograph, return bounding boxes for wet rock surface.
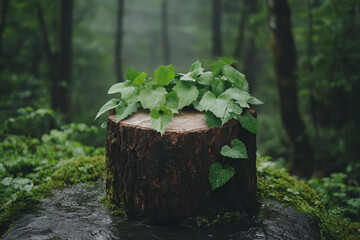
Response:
[3,182,320,240]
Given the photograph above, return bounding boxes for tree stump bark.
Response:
[105,109,257,223]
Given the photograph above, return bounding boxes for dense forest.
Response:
[0,0,359,238]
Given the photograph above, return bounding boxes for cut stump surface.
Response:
[106,109,257,223]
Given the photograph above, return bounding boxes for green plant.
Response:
[308,167,360,222]
[96,58,262,190]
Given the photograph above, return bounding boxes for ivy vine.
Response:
[95,58,263,191]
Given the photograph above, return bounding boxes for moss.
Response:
[257,160,325,217]
[183,211,248,227]
[51,156,105,188]
[98,194,127,218]
[257,156,360,240]
[0,156,106,238]
[0,192,39,237]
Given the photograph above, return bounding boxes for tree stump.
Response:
[105,109,257,223]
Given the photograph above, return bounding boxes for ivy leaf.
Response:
[211,59,227,76]
[199,92,231,119]
[247,96,264,105]
[165,91,179,114]
[126,68,140,81]
[173,81,199,109]
[133,72,147,85]
[220,139,248,159]
[199,91,217,111]
[205,111,222,127]
[211,77,226,97]
[115,101,140,123]
[210,94,231,119]
[189,60,204,78]
[119,86,139,104]
[222,64,247,90]
[180,72,196,82]
[236,99,250,109]
[139,87,167,109]
[180,61,204,82]
[94,98,121,120]
[237,112,258,134]
[209,162,234,191]
[223,87,251,101]
[154,64,175,86]
[108,80,132,94]
[150,107,173,136]
[197,72,214,86]
[219,57,233,65]
[228,102,243,115]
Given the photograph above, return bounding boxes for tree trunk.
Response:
[105,109,257,223]
[36,0,73,119]
[161,0,170,64]
[233,1,248,60]
[58,0,73,119]
[267,0,314,177]
[0,0,10,58]
[212,0,222,57]
[115,0,125,82]
[242,0,258,92]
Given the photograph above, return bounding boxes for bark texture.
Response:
[106,109,257,223]
[267,0,314,177]
[212,0,222,57]
[115,0,125,82]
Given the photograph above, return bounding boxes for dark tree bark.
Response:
[106,109,257,223]
[36,0,73,119]
[0,0,10,58]
[115,0,125,82]
[58,0,73,118]
[233,1,247,60]
[267,0,314,177]
[212,0,222,57]
[231,0,258,92]
[161,0,170,64]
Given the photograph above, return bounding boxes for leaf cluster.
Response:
[96,58,262,135]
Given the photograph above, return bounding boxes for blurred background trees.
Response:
[0,0,359,219]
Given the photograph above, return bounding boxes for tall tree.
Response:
[115,0,125,82]
[212,0,222,57]
[36,0,73,119]
[242,0,258,92]
[267,0,314,177]
[0,0,10,58]
[161,0,170,64]
[58,0,73,117]
[233,0,248,60]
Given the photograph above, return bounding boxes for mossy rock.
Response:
[257,156,360,240]
[51,156,105,188]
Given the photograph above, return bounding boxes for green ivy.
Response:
[96,59,263,191]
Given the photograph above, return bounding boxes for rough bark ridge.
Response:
[106,110,257,223]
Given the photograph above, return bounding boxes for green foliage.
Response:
[96,60,262,136]
[0,108,105,237]
[308,169,360,222]
[208,163,234,191]
[220,139,248,159]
